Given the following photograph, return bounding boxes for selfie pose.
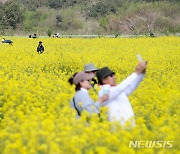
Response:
[97,61,147,127]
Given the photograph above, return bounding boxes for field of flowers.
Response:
[0,36,179,154]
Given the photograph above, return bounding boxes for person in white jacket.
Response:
[96,61,147,127]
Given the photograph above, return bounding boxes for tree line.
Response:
[0,0,179,35]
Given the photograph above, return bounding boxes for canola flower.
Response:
[0,36,179,154]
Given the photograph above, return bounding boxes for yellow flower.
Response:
[0,36,179,153]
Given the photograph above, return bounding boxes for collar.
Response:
[80,88,88,93]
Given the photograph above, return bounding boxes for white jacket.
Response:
[98,73,145,127]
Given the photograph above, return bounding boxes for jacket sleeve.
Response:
[79,94,100,114]
[124,73,145,96]
[99,72,138,102]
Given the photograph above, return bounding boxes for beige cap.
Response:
[73,72,95,85]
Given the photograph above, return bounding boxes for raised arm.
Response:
[99,72,138,102]
[124,73,145,96]
[99,61,147,102]
[106,72,138,101]
[124,61,147,96]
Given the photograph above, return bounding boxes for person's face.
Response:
[80,80,92,90]
[102,74,116,86]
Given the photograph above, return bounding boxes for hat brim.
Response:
[83,73,95,80]
[85,69,98,73]
[73,72,95,85]
[103,72,115,79]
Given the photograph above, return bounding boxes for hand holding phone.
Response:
[136,54,148,74]
[136,54,143,62]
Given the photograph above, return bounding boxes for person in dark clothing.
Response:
[1,38,5,43]
[150,32,155,37]
[2,38,13,45]
[33,34,37,38]
[37,41,44,54]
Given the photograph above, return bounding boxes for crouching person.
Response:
[68,72,108,118]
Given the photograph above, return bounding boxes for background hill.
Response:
[0,0,179,36]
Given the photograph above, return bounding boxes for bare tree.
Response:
[137,10,160,34]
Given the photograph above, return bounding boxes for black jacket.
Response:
[37,44,44,52]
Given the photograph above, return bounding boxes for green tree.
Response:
[56,9,83,31]
[48,0,63,9]
[18,0,47,11]
[47,29,52,37]
[47,0,77,9]
[56,14,63,27]
[0,0,24,30]
[23,10,47,32]
[87,0,121,18]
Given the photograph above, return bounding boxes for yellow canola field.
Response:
[0,37,179,154]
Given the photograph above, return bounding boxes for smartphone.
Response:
[137,54,143,62]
